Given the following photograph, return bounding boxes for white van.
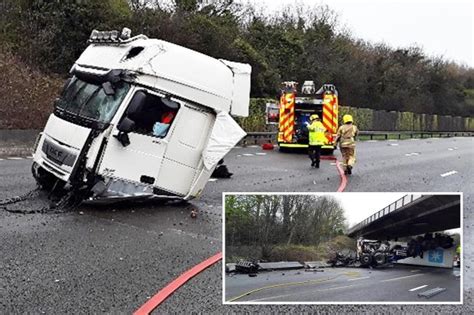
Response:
[32,28,251,202]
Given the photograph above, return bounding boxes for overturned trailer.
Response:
[32,28,251,202]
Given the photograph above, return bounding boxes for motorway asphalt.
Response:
[0,136,472,313]
[225,265,461,303]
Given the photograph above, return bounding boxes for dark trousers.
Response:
[308,145,322,165]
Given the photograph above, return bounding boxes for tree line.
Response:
[225,195,346,259]
[1,0,473,117]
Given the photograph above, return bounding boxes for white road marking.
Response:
[381,273,424,282]
[409,285,428,292]
[366,140,378,142]
[255,153,267,156]
[404,152,420,156]
[440,170,458,177]
[330,162,337,165]
[388,143,399,146]
[208,178,218,182]
[248,284,355,302]
[388,139,398,142]
[410,269,420,273]
[347,276,370,281]
[242,153,254,156]
[448,147,458,151]
[26,156,34,159]
[7,157,23,160]
[234,146,242,149]
[248,145,259,148]
[409,138,420,141]
[317,284,355,291]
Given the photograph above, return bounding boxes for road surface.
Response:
[0,136,472,313]
[225,265,461,302]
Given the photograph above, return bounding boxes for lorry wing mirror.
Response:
[127,91,147,118]
[117,117,135,133]
[115,117,134,147]
[102,81,115,95]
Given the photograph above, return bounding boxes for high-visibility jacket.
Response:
[456,245,461,255]
[308,121,326,146]
[337,124,358,148]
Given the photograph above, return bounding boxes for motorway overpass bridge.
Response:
[347,195,460,240]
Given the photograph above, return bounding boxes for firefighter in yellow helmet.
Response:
[307,114,327,168]
[336,114,359,174]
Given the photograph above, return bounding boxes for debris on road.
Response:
[418,287,447,299]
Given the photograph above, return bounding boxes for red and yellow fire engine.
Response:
[274,81,339,153]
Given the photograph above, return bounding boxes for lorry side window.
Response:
[129,91,179,138]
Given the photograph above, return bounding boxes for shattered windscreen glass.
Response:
[55,76,130,126]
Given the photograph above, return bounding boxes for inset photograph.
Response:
[223,193,462,304]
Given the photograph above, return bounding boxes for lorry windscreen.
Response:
[55,77,130,128]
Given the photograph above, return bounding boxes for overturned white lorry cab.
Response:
[32,28,251,202]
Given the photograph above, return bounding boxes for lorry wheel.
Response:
[31,163,64,191]
[373,252,386,265]
[360,253,372,267]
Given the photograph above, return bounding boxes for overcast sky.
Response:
[335,192,405,226]
[243,0,473,67]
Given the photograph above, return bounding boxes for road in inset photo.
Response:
[224,193,461,303]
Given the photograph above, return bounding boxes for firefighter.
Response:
[336,114,359,174]
[307,114,326,168]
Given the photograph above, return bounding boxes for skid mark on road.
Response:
[440,170,458,177]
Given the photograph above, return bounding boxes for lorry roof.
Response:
[74,36,251,116]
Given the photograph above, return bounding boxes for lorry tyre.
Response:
[360,253,372,267]
[32,163,64,191]
[373,252,386,265]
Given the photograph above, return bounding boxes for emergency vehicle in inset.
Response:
[268,81,339,153]
[31,28,251,202]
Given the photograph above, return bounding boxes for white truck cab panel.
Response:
[32,29,251,202]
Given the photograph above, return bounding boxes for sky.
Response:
[336,192,405,226]
[243,0,473,67]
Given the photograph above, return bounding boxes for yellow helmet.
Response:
[343,114,353,124]
[310,114,319,121]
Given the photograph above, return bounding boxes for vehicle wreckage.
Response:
[29,28,251,205]
[229,233,455,274]
[328,234,454,268]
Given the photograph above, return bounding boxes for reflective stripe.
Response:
[278,92,295,142]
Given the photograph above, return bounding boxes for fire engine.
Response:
[268,81,339,153]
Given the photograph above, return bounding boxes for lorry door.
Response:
[97,89,173,186]
[154,103,214,196]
